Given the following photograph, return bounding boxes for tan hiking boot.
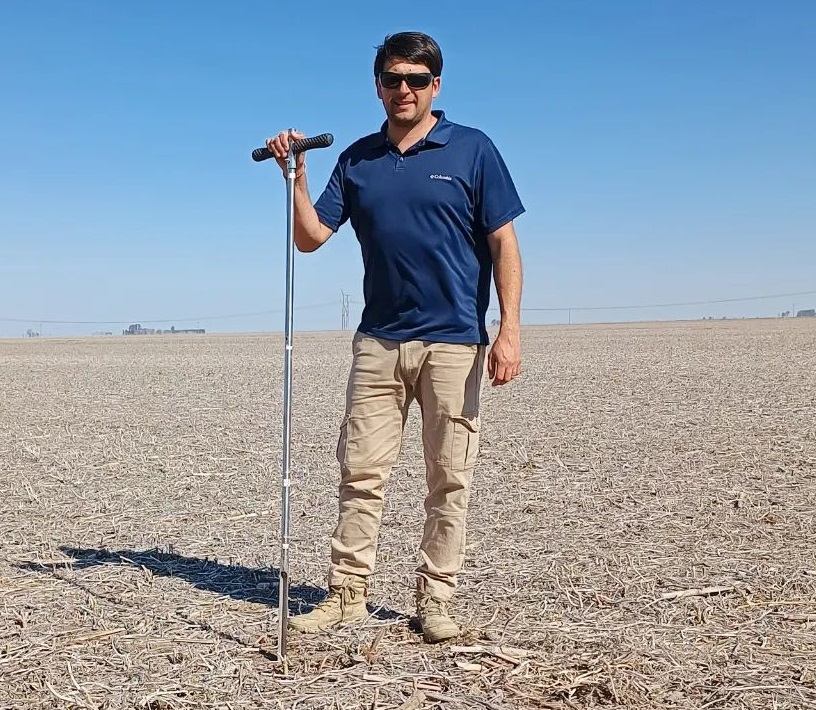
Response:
[416,593,460,643]
[288,576,368,633]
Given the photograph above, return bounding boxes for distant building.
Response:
[123,323,205,335]
[796,309,816,318]
[123,323,154,335]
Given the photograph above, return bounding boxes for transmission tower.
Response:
[341,291,350,330]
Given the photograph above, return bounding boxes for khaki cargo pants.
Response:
[328,331,487,601]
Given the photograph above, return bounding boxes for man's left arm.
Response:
[486,221,523,386]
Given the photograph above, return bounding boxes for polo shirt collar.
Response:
[377,110,453,149]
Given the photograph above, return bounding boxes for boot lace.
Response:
[417,594,448,618]
[317,577,361,615]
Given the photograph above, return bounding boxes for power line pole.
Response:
[341,291,350,330]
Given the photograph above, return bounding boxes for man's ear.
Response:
[375,76,383,100]
[432,76,441,99]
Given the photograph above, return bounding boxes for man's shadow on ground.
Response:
[17,546,408,623]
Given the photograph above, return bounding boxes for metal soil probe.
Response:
[252,130,334,661]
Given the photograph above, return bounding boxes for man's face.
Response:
[376,56,440,128]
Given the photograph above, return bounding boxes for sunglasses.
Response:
[378,71,435,90]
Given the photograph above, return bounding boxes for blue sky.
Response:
[1,0,814,337]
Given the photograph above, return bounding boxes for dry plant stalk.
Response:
[1,319,815,709]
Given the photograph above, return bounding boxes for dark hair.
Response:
[374,32,443,77]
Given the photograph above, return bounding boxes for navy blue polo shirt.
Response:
[314,110,524,345]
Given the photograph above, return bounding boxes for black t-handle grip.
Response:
[252,132,334,162]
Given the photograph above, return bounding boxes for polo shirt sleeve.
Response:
[476,137,525,236]
[314,160,348,233]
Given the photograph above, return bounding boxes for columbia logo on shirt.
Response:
[429,173,453,181]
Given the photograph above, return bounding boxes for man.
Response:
[265,31,524,643]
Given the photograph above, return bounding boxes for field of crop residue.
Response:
[1,318,814,709]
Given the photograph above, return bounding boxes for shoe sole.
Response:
[422,626,460,644]
[288,613,368,634]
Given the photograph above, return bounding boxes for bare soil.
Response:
[1,318,814,709]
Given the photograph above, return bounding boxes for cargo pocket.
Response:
[449,415,480,471]
[336,413,351,466]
